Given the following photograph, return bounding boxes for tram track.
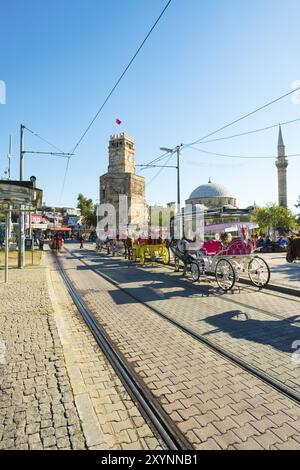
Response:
[53,252,192,451]
[63,246,300,410]
[157,258,300,326]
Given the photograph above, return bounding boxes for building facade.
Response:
[99,133,146,228]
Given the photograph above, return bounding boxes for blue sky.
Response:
[0,0,300,210]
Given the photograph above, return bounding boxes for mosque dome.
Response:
[186,179,237,209]
[189,182,233,200]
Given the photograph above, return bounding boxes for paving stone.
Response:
[63,245,300,451]
[0,267,85,450]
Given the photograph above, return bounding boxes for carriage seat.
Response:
[222,238,253,256]
[201,240,223,256]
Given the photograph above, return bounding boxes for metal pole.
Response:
[8,135,12,180]
[18,124,25,269]
[5,210,9,283]
[20,124,24,181]
[18,208,25,269]
[18,124,25,268]
[31,233,34,265]
[176,146,182,238]
[29,211,32,238]
[176,146,181,211]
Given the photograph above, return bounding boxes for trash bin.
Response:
[25,238,33,250]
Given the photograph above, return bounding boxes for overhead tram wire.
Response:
[186,146,300,160]
[183,86,300,149]
[192,116,300,145]
[59,0,172,202]
[59,156,71,203]
[71,0,172,154]
[146,152,175,187]
[24,125,65,154]
[140,86,300,171]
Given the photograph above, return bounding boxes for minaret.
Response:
[276,125,288,207]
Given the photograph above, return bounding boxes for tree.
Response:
[77,193,97,228]
[252,203,297,236]
[296,196,300,209]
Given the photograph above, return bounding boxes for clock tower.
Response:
[108,133,135,174]
[99,133,146,228]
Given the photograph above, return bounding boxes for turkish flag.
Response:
[115,118,122,125]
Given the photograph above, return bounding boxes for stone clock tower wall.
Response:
[99,133,146,227]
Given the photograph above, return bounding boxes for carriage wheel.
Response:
[174,257,180,272]
[248,256,270,287]
[162,247,170,265]
[215,259,236,291]
[190,262,200,282]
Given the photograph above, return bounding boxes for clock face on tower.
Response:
[112,154,120,161]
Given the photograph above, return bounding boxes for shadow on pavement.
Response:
[201,309,300,354]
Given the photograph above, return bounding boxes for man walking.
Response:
[79,235,84,249]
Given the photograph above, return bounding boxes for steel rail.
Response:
[64,246,300,409]
[54,253,192,451]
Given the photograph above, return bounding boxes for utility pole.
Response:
[18,124,25,268]
[160,145,182,213]
[7,136,13,240]
[16,124,73,268]
[5,208,10,283]
[19,124,25,181]
[176,145,181,211]
[7,135,12,180]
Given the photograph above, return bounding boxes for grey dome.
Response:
[189,182,233,200]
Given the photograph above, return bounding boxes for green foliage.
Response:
[77,193,97,228]
[252,203,297,235]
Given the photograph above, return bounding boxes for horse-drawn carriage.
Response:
[286,236,300,263]
[132,238,170,265]
[96,236,125,256]
[170,223,270,291]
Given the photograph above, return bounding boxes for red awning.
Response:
[50,227,72,232]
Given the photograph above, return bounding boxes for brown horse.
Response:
[286,237,300,263]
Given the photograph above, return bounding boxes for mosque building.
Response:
[185,178,237,210]
[185,126,287,211]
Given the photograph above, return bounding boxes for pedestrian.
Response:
[55,234,62,251]
[39,234,45,251]
[79,235,84,249]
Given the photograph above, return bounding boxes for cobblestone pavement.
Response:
[60,245,300,449]
[0,256,161,451]
[69,245,300,395]
[260,253,300,290]
[46,253,162,450]
[0,264,86,450]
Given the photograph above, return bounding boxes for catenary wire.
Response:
[185,145,300,159]
[24,126,64,153]
[71,0,172,154]
[142,87,300,169]
[59,0,172,202]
